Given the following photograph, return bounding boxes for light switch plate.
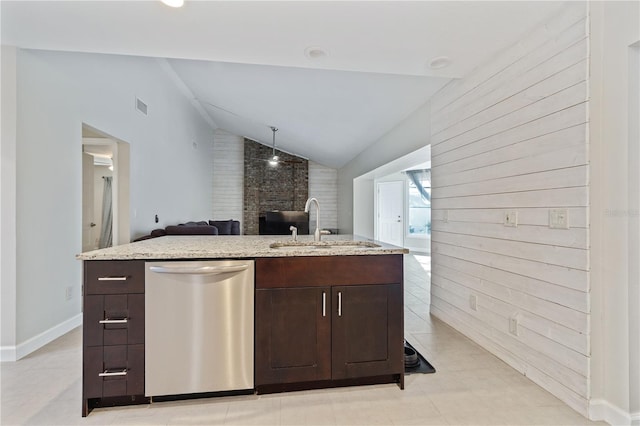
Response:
[443,210,449,223]
[469,295,477,311]
[503,210,518,227]
[549,209,569,229]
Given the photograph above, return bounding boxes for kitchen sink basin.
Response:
[269,241,381,250]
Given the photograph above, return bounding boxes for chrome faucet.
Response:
[289,225,298,242]
[304,197,322,241]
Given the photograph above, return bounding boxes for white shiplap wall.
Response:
[429,3,590,416]
[309,161,338,232]
[212,130,244,228]
[212,132,339,234]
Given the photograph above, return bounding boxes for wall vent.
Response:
[135,97,148,116]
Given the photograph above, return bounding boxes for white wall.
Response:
[308,161,338,233]
[212,129,244,227]
[7,49,214,359]
[352,178,375,239]
[1,45,18,357]
[338,102,431,234]
[589,1,640,424]
[430,2,590,416]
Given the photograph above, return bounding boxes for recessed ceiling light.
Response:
[429,56,452,70]
[304,46,329,60]
[161,0,184,8]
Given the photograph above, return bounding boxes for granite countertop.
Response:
[76,234,409,260]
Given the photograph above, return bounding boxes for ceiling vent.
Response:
[135,97,148,116]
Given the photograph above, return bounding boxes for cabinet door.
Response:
[332,284,403,380]
[255,287,331,386]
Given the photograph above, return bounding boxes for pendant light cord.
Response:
[270,126,278,156]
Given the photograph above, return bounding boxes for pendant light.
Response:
[268,126,279,166]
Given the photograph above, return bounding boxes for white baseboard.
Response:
[0,345,17,362]
[0,314,82,362]
[590,398,633,425]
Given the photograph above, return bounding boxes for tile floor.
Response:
[0,253,599,425]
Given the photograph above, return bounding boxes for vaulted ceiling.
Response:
[2,1,564,168]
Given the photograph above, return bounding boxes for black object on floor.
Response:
[404,340,436,374]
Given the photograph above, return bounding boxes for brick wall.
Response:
[243,139,308,235]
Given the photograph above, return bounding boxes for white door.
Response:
[82,153,95,252]
[377,181,404,247]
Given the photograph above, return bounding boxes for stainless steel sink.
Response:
[269,241,381,250]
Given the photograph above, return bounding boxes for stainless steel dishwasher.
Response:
[145,260,254,397]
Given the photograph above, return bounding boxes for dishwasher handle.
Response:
[148,264,249,275]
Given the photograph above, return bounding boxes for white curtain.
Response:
[98,177,113,248]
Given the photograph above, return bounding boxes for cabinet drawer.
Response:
[83,344,144,399]
[256,255,403,289]
[85,261,145,295]
[84,294,145,347]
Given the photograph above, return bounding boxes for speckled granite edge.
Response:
[76,235,409,260]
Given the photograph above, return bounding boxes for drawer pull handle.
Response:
[99,368,127,377]
[99,318,129,324]
[98,276,128,281]
[322,292,326,317]
[338,291,342,317]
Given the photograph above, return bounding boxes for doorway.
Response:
[376,181,404,247]
[81,125,130,251]
[353,145,432,319]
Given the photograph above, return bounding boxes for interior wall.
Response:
[212,129,244,227]
[338,102,431,234]
[589,1,640,424]
[429,2,590,415]
[211,131,339,234]
[1,45,18,357]
[308,161,338,233]
[243,139,308,235]
[13,48,214,355]
[352,178,374,239]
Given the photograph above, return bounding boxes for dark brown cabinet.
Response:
[331,284,403,380]
[255,255,404,392]
[256,287,331,384]
[82,260,148,416]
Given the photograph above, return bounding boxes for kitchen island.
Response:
[77,235,407,416]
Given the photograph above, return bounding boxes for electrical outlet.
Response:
[65,286,73,301]
[509,315,519,336]
[469,295,477,311]
[503,210,518,227]
[549,209,569,229]
[443,210,449,223]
